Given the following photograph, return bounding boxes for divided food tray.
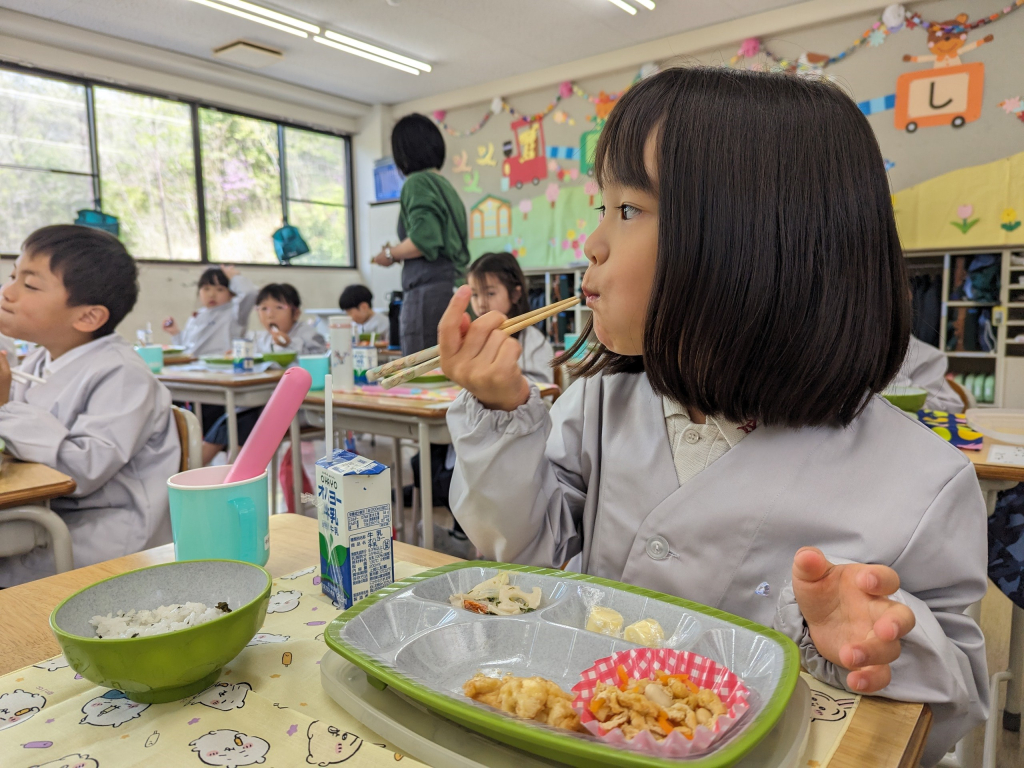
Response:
[325,563,799,767]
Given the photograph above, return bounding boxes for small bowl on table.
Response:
[881,386,928,413]
[49,560,270,703]
[262,351,298,367]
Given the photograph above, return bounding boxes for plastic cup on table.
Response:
[135,344,164,374]
[299,354,330,391]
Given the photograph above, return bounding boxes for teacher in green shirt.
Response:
[373,113,470,355]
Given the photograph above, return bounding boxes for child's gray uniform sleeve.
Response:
[518,326,555,385]
[447,381,588,567]
[229,274,259,336]
[774,465,989,765]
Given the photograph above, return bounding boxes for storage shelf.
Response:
[945,351,997,358]
[946,301,999,307]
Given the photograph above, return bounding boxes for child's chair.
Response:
[172,405,203,471]
[0,504,73,573]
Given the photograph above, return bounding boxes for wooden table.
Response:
[162,353,195,366]
[0,514,928,767]
[300,383,561,551]
[0,459,77,573]
[157,367,284,462]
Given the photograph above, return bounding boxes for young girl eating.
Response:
[468,252,553,384]
[164,266,257,357]
[438,68,987,765]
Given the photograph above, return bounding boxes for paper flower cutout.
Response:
[490,97,504,115]
[1001,208,1021,232]
[431,110,446,123]
[737,37,760,58]
[999,97,1023,115]
[882,4,906,30]
[868,29,887,47]
[559,81,574,99]
[585,180,599,206]
[951,204,980,234]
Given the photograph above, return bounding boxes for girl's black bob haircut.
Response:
[468,252,532,337]
[198,267,232,293]
[257,283,301,309]
[391,113,446,176]
[569,66,909,428]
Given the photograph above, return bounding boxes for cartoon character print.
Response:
[190,729,270,767]
[191,682,252,711]
[267,590,301,614]
[33,656,70,672]
[246,632,290,647]
[79,689,149,727]
[281,566,315,580]
[0,689,46,730]
[306,721,363,765]
[29,754,99,768]
[902,13,994,69]
[810,690,857,722]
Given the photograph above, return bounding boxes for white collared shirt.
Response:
[28,335,117,382]
[662,397,756,486]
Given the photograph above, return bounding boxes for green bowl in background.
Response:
[50,560,270,703]
[882,386,928,412]
[201,354,265,367]
[262,351,297,367]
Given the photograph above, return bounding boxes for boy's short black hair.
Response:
[338,284,373,311]
[391,113,446,175]
[198,267,232,292]
[570,67,909,428]
[21,225,139,338]
[257,283,301,309]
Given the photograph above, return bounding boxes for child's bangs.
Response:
[593,91,663,194]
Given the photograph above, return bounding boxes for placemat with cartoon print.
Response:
[0,562,860,768]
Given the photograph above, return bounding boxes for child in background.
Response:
[201,283,325,465]
[468,252,553,384]
[0,225,180,586]
[892,335,964,412]
[339,284,390,343]
[163,265,257,357]
[439,68,987,765]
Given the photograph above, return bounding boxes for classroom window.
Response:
[200,109,282,265]
[0,63,354,266]
[94,88,200,261]
[283,126,350,267]
[0,69,94,254]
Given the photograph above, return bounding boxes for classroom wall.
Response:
[410,0,1024,225]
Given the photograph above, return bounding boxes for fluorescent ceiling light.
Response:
[633,0,656,8]
[313,36,420,75]
[208,0,320,33]
[323,30,431,72]
[184,0,308,37]
[606,0,637,15]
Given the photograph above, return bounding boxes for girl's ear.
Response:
[72,305,111,335]
[292,307,301,321]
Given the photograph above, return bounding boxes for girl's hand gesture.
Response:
[439,285,530,412]
[163,317,180,336]
[221,265,240,280]
[792,547,916,693]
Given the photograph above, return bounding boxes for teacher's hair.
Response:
[391,113,446,175]
[567,66,910,429]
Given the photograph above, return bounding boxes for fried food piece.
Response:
[587,668,728,741]
[463,673,584,732]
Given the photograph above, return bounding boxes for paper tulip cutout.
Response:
[951,204,980,234]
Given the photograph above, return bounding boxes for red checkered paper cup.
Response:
[571,648,751,758]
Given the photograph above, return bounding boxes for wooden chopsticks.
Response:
[368,296,580,390]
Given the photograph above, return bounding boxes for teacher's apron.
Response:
[398,219,457,355]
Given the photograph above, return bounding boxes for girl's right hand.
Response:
[163,317,180,336]
[439,285,529,412]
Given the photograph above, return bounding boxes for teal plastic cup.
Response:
[136,344,164,373]
[167,465,269,566]
[299,353,330,391]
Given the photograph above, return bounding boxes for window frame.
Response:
[0,60,356,268]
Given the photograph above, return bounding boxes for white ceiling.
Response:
[1,0,807,105]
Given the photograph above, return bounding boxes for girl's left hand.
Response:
[792,547,916,693]
[372,249,392,267]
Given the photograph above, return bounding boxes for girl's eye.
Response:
[595,206,606,221]
[619,204,640,220]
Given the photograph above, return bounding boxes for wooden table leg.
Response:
[418,421,433,551]
[226,389,239,461]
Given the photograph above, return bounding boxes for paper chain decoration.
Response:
[730,0,1023,72]
[431,72,644,137]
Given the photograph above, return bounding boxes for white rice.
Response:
[89,602,229,639]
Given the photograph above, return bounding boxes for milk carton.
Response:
[315,450,394,609]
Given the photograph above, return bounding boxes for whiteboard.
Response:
[365,201,404,306]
